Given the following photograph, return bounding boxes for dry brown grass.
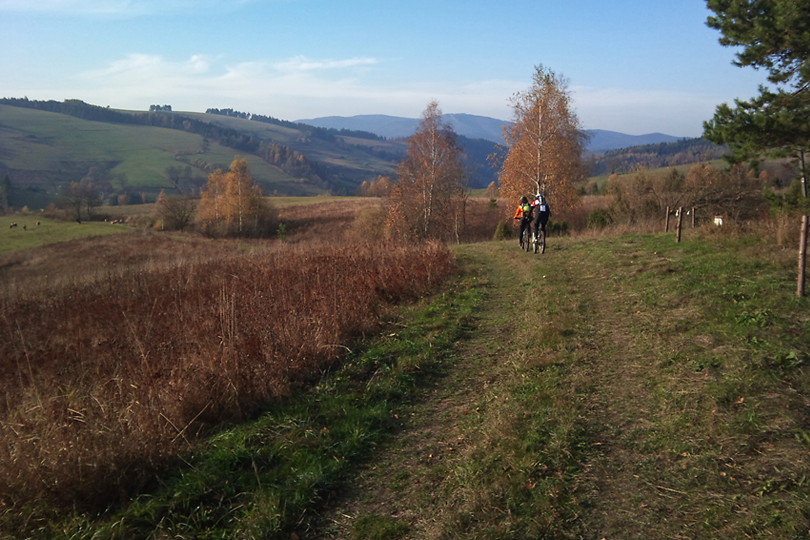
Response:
[0,220,455,511]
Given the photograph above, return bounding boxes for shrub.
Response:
[493,220,512,240]
[587,208,613,229]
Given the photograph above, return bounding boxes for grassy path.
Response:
[315,233,809,539]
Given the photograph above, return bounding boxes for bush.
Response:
[493,220,512,240]
[548,221,568,235]
[587,208,613,229]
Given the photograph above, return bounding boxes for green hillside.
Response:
[0,101,405,209]
[0,104,319,208]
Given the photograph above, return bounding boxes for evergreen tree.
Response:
[703,0,810,196]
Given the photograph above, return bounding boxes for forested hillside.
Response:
[585,137,728,175]
[0,99,502,210]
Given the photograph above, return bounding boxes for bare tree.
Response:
[60,180,99,221]
[154,190,196,231]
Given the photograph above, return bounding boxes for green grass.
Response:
[0,216,129,254]
[0,105,313,207]
[0,104,402,209]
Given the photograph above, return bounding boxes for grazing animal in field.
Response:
[36,221,41,226]
[9,222,17,229]
[22,225,26,231]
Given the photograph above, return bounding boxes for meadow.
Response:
[0,194,807,538]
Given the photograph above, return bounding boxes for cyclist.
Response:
[513,195,532,246]
[531,193,551,242]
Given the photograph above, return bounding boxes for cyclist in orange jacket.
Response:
[513,196,532,245]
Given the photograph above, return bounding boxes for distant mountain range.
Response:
[296,114,685,153]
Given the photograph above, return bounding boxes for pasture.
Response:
[0,215,128,255]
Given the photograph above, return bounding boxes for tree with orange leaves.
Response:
[499,65,586,218]
[196,157,276,237]
[386,101,466,241]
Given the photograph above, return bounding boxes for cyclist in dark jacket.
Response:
[531,193,550,238]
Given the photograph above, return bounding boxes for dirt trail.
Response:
[315,243,535,538]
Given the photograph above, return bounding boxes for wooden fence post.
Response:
[665,206,671,232]
[676,207,684,243]
[798,215,808,297]
[691,207,696,228]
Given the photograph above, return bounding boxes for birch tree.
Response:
[499,65,586,215]
[387,101,466,241]
[197,157,276,237]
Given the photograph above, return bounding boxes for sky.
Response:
[0,0,771,137]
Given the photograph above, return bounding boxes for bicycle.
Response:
[532,226,546,254]
[520,228,531,252]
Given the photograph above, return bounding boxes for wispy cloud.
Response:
[17,51,711,134]
[273,56,378,73]
[11,52,520,121]
[64,53,399,118]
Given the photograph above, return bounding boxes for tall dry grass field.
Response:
[0,232,454,512]
[276,196,504,243]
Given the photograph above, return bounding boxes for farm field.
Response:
[0,202,808,538]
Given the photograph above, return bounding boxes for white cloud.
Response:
[19,51,717,135]
[0,0,137,16]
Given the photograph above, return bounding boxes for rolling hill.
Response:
[0,100,505,209]
[297,113,509,144]
[0,100,407,208]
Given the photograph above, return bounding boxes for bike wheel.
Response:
[533,232,539,254]
[538,229,546,254]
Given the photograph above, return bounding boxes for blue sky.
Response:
[1,0,769,137]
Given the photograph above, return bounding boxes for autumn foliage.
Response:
[499,66,585,216]
[386,101,467,241]
[196,157,277,237]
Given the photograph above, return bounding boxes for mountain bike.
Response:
[520,227,531,252]
[532,226,546,254]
